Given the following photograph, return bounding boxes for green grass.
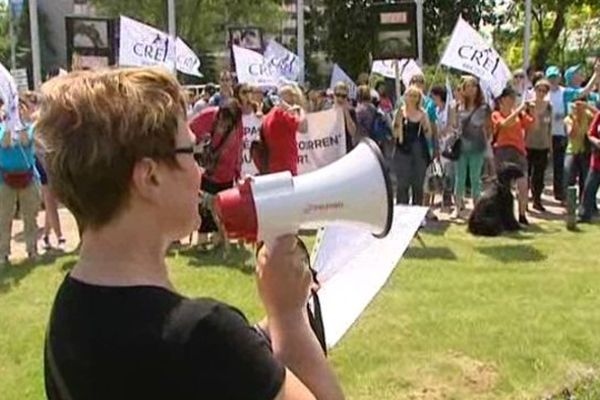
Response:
[1,221,600,399]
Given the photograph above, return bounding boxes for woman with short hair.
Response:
[40,67,344,400]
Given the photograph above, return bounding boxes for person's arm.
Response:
[295,108,309,134]
[496,103,527,129]
[565,116,577,139]
[0,127,11,148]
[579,61,600,98]
[392,107,404,143]
[258,237,344,400]
[343,107,357,139]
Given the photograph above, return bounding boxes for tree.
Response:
[91,0,284,81]
[494,0,599,70]
[317,0,497,81]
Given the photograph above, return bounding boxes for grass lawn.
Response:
[1,220,599,399]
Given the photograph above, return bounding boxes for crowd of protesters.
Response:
[2,61,600,266]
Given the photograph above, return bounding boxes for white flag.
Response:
[0,61,24,135]
[119,16,176,70]
[329,64,357,99]
[371,59,423,88]
[233,45,280,88]
[264,39,303,82]
[176,37,203,78]
[440,17,511,97]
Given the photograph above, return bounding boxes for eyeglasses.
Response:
[515,75,525,79]
[411,79,425,84]
[335,93,348,99]
[175,145,202,164]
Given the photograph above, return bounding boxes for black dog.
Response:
[468,163,524,237]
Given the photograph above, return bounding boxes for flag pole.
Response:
[167,0,177,74]
[523,0,532,72]
[297,0,305,85]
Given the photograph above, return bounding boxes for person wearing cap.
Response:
[546,66,568,200]
[563,62,600,114]
[526,80,553,212]
[492,86,535,225]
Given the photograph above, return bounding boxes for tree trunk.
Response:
[532,10,565,70]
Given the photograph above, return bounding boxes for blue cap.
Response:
[545,66,561,79]
[564,65,582,86]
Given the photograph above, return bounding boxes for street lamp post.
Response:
[524,0,532,71]
[297,0,305,84]
[416,0,424,66]
[29,0,42,88]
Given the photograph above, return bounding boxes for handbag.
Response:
[1,169,33,189]
[441,134,462,160]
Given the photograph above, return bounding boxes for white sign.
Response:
[312,205,428,349]
[176,37,203,78]
[119,16,176,70]
[0,61,24,135]
[440,17,511,97]
[371,59,423,88]
[297,108,347,175]
[11,68,28,92]
[241,113,262,177]
[264,39,303,83]
[233,45,281,87]
[330,64,357,100]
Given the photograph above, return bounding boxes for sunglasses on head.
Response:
[335,93,348,98]
[411,79,425,84]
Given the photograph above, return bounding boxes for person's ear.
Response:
[131,157,162,201]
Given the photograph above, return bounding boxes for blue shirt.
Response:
[423,96,438,124]
[0,125,38,185]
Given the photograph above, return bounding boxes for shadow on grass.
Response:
[405,246,458,261]
[0,252,75,294]
[422,220,452,236]
[176,245,255,275]
[476,244,547,263]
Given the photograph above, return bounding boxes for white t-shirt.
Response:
[241,113,262,177]
[549,86,566,137]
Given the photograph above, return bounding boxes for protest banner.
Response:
[264,39,302,83]
[119,16,176,70]
[311,205,428,349]
[329,64,357,100]
[233,45,281,87]
[371,58,423,87]
[0,61,24,136]
[440,17,512,97]
[176,37,203,78]
[241,113,262,177]
[297,108,347,175]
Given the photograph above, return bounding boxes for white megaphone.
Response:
[214,138,394,244]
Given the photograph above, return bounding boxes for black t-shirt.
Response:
[45,275,285,400]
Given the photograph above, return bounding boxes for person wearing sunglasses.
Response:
[189,99,244,250]
[40,68,343,400]
[525,80,553,212]
[333,81,358,152]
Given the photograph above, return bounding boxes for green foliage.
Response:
[91,0,284,81]
[2,222,600,398]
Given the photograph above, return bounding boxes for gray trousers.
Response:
[392,141,429,205]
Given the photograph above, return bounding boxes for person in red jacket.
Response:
[189,100,243,247]
[261,85,308,175]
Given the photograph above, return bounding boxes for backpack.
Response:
[370,109,392,142]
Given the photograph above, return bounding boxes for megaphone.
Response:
[213,138,394,243]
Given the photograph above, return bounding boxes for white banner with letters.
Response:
[312,205,428,349]
[297,108,347,175]
[330,64,357,100]
[241,113,262,177]
[119,16,176,70]
[233,45,280,87]
[0,61,24,136]
[176,37,203,78]
[441,17,511,97]
[264,39,302,83]
[371,59,423,88]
